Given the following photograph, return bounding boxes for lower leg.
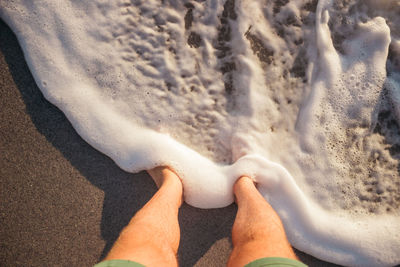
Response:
[104,167,182,266]
[228,176,297,267]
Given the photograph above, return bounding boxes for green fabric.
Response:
[94,257,306,267]
[244,257,307,267]
[93,259,145,267]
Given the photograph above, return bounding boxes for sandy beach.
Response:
[0,19,340,267]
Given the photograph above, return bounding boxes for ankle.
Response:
[234,176,256,197]
[148,166,182,188]
[158,176,183,206]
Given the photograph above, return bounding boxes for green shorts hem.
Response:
[93,259,145,267]
[244,257,307,267]
[94,257,306,267]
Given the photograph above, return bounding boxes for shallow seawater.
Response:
[1,0,399,266]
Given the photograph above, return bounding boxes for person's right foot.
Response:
[231,175,298,265]
[233,176,259,203]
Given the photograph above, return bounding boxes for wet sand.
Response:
[0,19,339,267]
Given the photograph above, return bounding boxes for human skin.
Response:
[102,168,297,267]
[228,176,298,267]
[104,167,182,266]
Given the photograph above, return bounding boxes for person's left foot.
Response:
[148,166,166,187]
[147,166,183,205]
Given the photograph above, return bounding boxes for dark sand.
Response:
[0,19,339,267]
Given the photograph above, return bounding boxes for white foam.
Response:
[1,0,400,266]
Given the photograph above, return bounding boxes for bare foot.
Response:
[233,176,259,203]
[147,166,183,206]
[229,175,298,266]
[147,166,179,187]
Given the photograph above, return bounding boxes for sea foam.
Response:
[1,0,399,266]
